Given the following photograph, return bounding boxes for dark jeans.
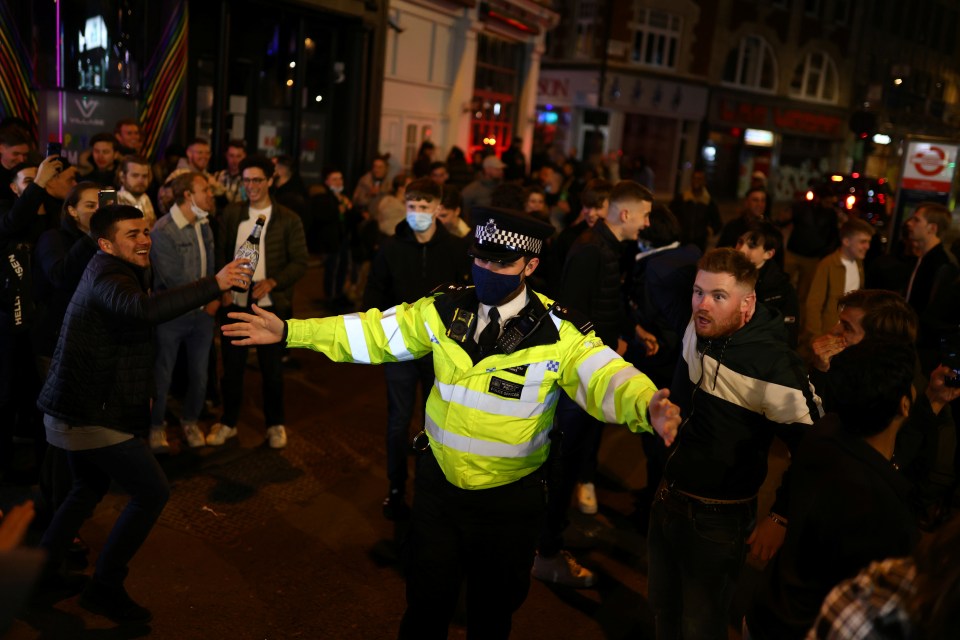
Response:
[384,358,434,493]
[323,240,349,301]
[647,483,756,640]
[152,310,215,426]
[398,452,546,640]
[220,305,285,429]
[537,393,602,557]
[0,325,43,472]
[40,437,170,588]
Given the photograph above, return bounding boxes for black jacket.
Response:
[667,304,822,508]
[747,415,918,640]
[363,221,470,310]
[31,216,99,357]
[756,260,799,348]
[627,242,700,387]
[559,221,627,348]
[786,203,839,258]
[37,252,221,434]
[669,193,722,252]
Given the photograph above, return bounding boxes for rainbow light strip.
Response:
[139,0,188,161]
[0,0,39,139]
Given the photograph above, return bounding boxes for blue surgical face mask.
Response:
[406,212,434,232]
[472,263,522,305]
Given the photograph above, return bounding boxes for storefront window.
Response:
[723,36,778,93]
[630,8,681,70]
[472,34,522,158]
[789,51,839,104]
[58,0,143,94]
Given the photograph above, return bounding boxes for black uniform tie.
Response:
[478,308,500,354]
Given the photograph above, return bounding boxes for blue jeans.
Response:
[384,358,434,492]
[647,484,756,640]
[152,310,215,426]
[40,437,170,587]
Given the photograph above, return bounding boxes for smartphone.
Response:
[98,188,118,208]
[45,141,62,158]
[940,333,960,388]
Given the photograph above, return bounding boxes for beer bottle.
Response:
[232,215,265,293]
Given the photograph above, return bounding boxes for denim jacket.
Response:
[150,203,215,293]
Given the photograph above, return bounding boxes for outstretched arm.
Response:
[648,388,680,447]
[222,304,286,345]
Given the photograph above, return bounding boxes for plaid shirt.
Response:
[807,558,915,640]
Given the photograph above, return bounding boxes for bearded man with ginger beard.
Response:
[647,247,823,640]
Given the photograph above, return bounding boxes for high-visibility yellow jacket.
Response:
[286,287,659,490]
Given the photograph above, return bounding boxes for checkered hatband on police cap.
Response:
[475,218,543,255]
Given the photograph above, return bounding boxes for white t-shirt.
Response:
[840,257,860,294]
[233,205,272,307]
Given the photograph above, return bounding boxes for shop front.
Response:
[705,90,848,202]
[7,0,384,185]
[536,68,707,196]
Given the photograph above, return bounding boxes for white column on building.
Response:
[445,14,481,153]
[516,37,545,172]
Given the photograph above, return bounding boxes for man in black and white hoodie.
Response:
[647,247,823,640]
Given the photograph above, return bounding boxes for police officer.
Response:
[222,206,681,640]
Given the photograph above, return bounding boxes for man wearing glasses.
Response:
[207,155,308,449]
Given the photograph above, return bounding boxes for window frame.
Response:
[789,50,840,104]
[628,8,682,70]
[722,35,779,94]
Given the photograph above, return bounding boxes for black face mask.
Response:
[472,264,522,305]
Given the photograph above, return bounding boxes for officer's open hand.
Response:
[222,304,285,346]
[649,388,680,446]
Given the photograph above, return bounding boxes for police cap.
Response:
[468,206,554,264]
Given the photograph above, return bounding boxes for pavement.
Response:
[1,253,782,639]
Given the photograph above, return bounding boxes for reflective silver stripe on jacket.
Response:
[343,314,371,363]
[424,321,440,344]
[601,365,641,423]
[574,347,619,408]
[381,306,413,361]
[425,413,551,458]
[435,380,558,420]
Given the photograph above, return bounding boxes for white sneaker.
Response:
[577,482,598,515]
[182,423,206,448]
[266,425,287,449]
[149,426,170,453]
[205,423,237,446]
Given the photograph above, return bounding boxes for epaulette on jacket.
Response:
[551,304,594,335]
[430,283,470,296]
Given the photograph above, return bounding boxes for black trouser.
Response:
[537,393,600,556]
[399,451,546,640]
[219,304,286,429]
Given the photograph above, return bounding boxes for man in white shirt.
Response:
[207,155,308,449]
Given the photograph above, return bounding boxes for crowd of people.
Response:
[2,113,960,638]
